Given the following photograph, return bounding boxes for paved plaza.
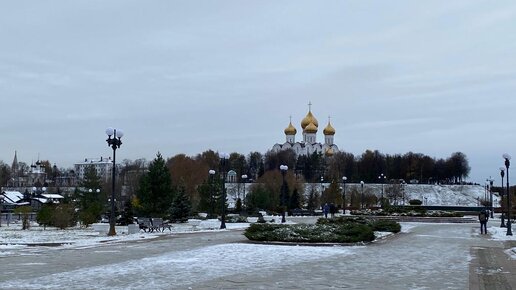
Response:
[0,222,514,289]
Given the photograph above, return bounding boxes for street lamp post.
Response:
[378,174,386,208]
[500,167,506,228]
[487,177,494,218]
[503,154,512,236]
[484,183,488,210]
[209,170,215,219]
[280,165,288,223]
[88,188,101,220]
[241,174,248,209]
[105,127,123,236]
[400,180,406,206]
[219,153,229,229]
[0,195,3,227]
[360,181,364,209]
[342,176,347,215]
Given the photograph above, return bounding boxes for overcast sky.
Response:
[1,1,516,183]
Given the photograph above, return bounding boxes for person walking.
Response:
[323,203,330,219]
[478,209,489,235]
[329,203,336,218]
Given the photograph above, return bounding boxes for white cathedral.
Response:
[272,104,340,157]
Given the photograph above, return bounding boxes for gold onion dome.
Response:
[323,121,336,135]
[301,110,318,130]
[284,122,297,135]
[304,122,318,133]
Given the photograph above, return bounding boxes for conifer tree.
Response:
[289,188,301,209]
[307,186,319,211]
[137,152,174,217]
[169,183,191,222]
[119,200,135,225]
[76,165,105,227]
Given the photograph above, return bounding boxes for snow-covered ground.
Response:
[1,220,514,289]
[0,220,248,256]
[1,218,514,255]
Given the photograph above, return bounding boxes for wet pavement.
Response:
[0,223,514,289]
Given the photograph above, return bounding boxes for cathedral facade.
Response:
[272,105,340,157]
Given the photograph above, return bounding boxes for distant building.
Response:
[74,157,113,182]
[227,170,237,183]
[30,193,64,211]
[8,151,49,187]
[27,160,47,186]
[272,102,340,157]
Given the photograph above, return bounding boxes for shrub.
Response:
[318,216,401,233]
[52,204,77,229]
[408,199,422,205]
[369,219,401,233]
[244,222,375,243]
[15,206,32,230]
[37,204,54,230]
[225,215,248,223]
[78,202,103,227]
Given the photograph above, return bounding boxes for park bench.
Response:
[138,217,172,232]
[291,209,315,216]
[137,217,152,232]
[151,218,172,232]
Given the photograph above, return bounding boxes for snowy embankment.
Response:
[402,184,497,206]
[225,183,495,207]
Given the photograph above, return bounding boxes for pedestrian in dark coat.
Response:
[329,203,336,218]
[478,210,489,235]
[323,203,330,219]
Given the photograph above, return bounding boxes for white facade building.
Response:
[74,157,113,181]
[272,104,340,157]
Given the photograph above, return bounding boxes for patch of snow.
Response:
[504,247,516,260]
[400,222,416,233]
[1,243,357,289]
[487,223,516,241]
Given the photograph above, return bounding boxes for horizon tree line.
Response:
[0,148,474,220]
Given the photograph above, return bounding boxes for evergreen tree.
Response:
[169,183,191,222]
[37,204,54,230]
[289,188,301,209]
[196,180,212,214]
[279,177,290,211]
[306,186,319,211]
[119,200,135,225]
[235,198,242,213]
[76,165,105,227]
[321,180,342,205]
[246,184,272,214]
[137,152,174,217]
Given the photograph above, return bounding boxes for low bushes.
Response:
[244,223,375,243]
[409,199,423,205]
[351,207,463,218]
[244,216,402,243]
[318,216,401,233]
[370,219,401,233]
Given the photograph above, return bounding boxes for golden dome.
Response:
[323,121,335,135]
[301,110,318,130]
[325,147,334,156]
[304,122,318,133]
[284,122,297,135]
